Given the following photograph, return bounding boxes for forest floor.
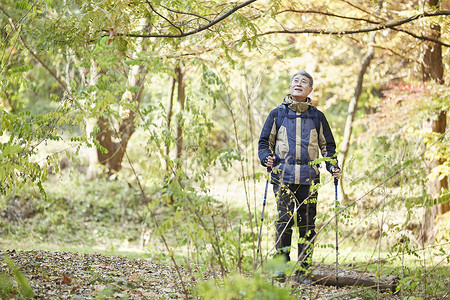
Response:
[0,249,402,299]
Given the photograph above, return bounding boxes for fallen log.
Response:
[309,263,397,292]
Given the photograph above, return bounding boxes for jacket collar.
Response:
[282,95,312,113]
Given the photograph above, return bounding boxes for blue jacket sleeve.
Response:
[258,109,277,166]
[318,111,339,173]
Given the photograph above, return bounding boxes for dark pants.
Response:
[274,183,317,270]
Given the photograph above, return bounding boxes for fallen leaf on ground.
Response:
[61,273,72,284]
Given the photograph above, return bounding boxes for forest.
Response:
[1,0,449,299]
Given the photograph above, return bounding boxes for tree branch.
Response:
[159,4,212,22]
[258,10,450,48]
[390,26,448,47]
[0,6,74,98]
[338,0,386,21]
[1,0,38,44]
[145,0,183,34]
[276,9,381,25]
[21,37,75,98]
[373,45,413,62]
[101,0,258,39]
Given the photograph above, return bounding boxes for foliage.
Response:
[194,273,295,300]
[1,0,450,298]
[435,211,450,242]
[356,83,450,200]
[0,100,80,196]
[0,171,143,247]
[142,181,256,273]
[0,255,33,299]
[362,84,449,137]
[394,265,450,299]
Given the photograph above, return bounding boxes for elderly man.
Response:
[258,70,340,283]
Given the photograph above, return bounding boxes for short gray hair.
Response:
[290,71,313,87]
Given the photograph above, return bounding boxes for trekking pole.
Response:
[334,177,339,289]
[257,167,271,265]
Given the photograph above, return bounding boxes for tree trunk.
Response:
[338,32,377,202]
[85,60,100,179]
[421,25,444,84]
[96,19,148,173]
[419,0,449,242]
[421,109,448,242]
[96,78,147,173]
[175,65,185,171]
[166,75,176,172]
[338,1,382,202]
[310,263,397,292]
[338,37,374,167]
[96,116,124,172]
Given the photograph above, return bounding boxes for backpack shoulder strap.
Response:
[309,106,321,133]
[275,104,288,132]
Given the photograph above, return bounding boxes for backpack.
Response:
[275,104,321,134]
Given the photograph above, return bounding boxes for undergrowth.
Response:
[1,167,449,299]
[0,255,33,299]
[0,169,144,250]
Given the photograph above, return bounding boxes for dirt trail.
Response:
[1,250,400,299]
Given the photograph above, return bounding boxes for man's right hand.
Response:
[264,155,275,167]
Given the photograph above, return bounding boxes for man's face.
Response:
[289,75,313,102]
